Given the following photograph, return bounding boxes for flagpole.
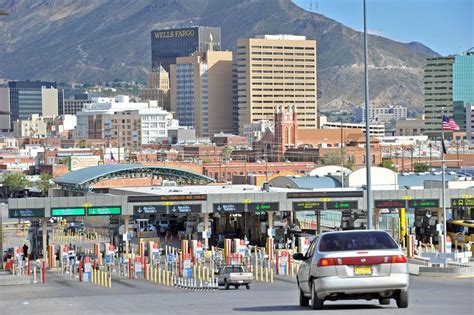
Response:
[441,108,447,253]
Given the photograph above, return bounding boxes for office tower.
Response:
[0,80,62,131]
[424,49,473,134]
[236,35,317,134]
[140,66,171,111]
[151,26,221,72]
[170,51,233,137]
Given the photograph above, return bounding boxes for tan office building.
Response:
[236,35,317,134]
[140,65,171,111]
[423,56,455,133]
[170,51,233,137]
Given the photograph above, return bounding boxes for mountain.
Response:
[0,0,438,109]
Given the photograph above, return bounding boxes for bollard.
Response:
[79,259,83,282]
[128,259,132,279]
[108,272,112,288]
[27,258,31,275]
[158,268,162,284]
[265,267,268,283]
[270,268,273,283]
[260,265,264,282]
[42,260,46,284]
[33,264,37,284]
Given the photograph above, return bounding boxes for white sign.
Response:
[70,155,101,171]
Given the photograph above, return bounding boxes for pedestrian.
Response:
[22,244,28,261]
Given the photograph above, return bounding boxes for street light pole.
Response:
[363,0,373,229]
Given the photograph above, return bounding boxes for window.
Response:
[319,231,398,252]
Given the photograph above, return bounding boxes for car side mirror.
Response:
[293,253,304,260]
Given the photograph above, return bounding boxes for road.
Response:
[0,273,472,314]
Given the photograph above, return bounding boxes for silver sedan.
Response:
[294,230,409,309]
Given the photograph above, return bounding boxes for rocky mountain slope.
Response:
[0,0,438,109]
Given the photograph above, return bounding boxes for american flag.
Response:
[442,115,460,131]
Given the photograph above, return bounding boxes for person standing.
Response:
[22,244,29,260]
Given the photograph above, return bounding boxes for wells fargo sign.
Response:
[153,29,195,39]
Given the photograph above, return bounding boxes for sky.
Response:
[293,0,473,56]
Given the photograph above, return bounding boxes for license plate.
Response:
[354,265,372,276]
[238,280,244,283]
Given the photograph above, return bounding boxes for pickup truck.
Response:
[216,265,253,290]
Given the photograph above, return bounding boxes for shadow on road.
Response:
[234,304,385,312]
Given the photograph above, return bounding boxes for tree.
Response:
[37,173,53,196]
[380,159,397,172]
[2,173,29,197]
[321,150,354,170]
[222,145,234,162]
[413,162,429,173]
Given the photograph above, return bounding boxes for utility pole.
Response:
[363,0,373,229]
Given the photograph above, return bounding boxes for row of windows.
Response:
[248,45,314,50]
[249,100,316,104]
[250,57,314,62]
[252,88,315,92]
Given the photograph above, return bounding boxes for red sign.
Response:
[16,247,22,254]
[63,246,69,252]
[84,257,91,263]
[281,251,288,257]
[197,241,202,248]
[305,239,310,245]
[135,256,142,263]
[109,245,115,251]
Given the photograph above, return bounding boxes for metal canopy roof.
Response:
[53,164,215,191]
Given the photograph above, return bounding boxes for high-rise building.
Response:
[424,49,473,134]
[236,35,317,134]
[170,51,233,137]
[139,66,171,111]
[424,56,455,133]
[151,26,221,72]
[0,80,63,131]
[453,48,474,132]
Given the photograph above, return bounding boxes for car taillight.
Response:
[317,258,336,266]
[391,255,407,263]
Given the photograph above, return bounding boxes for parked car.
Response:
[294,230,409,310]
[216,265,253,290]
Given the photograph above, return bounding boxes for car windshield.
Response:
[319,231,398,252]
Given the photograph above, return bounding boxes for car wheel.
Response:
[246,284,251,290]
[235,285,240,289]
[224,279,229,290]
[310,279,324,310]
[379,298,390,305]
[396,291,408,308]
[299,288,309,307]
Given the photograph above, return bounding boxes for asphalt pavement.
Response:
[0,272,472,315]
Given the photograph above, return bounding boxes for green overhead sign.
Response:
[408,199,439,208]
[87,206,121,216]
[248,203,279,212]
[51,208,86,217]
[326,201,359,209]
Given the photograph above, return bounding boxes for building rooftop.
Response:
[111,184,305,196]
